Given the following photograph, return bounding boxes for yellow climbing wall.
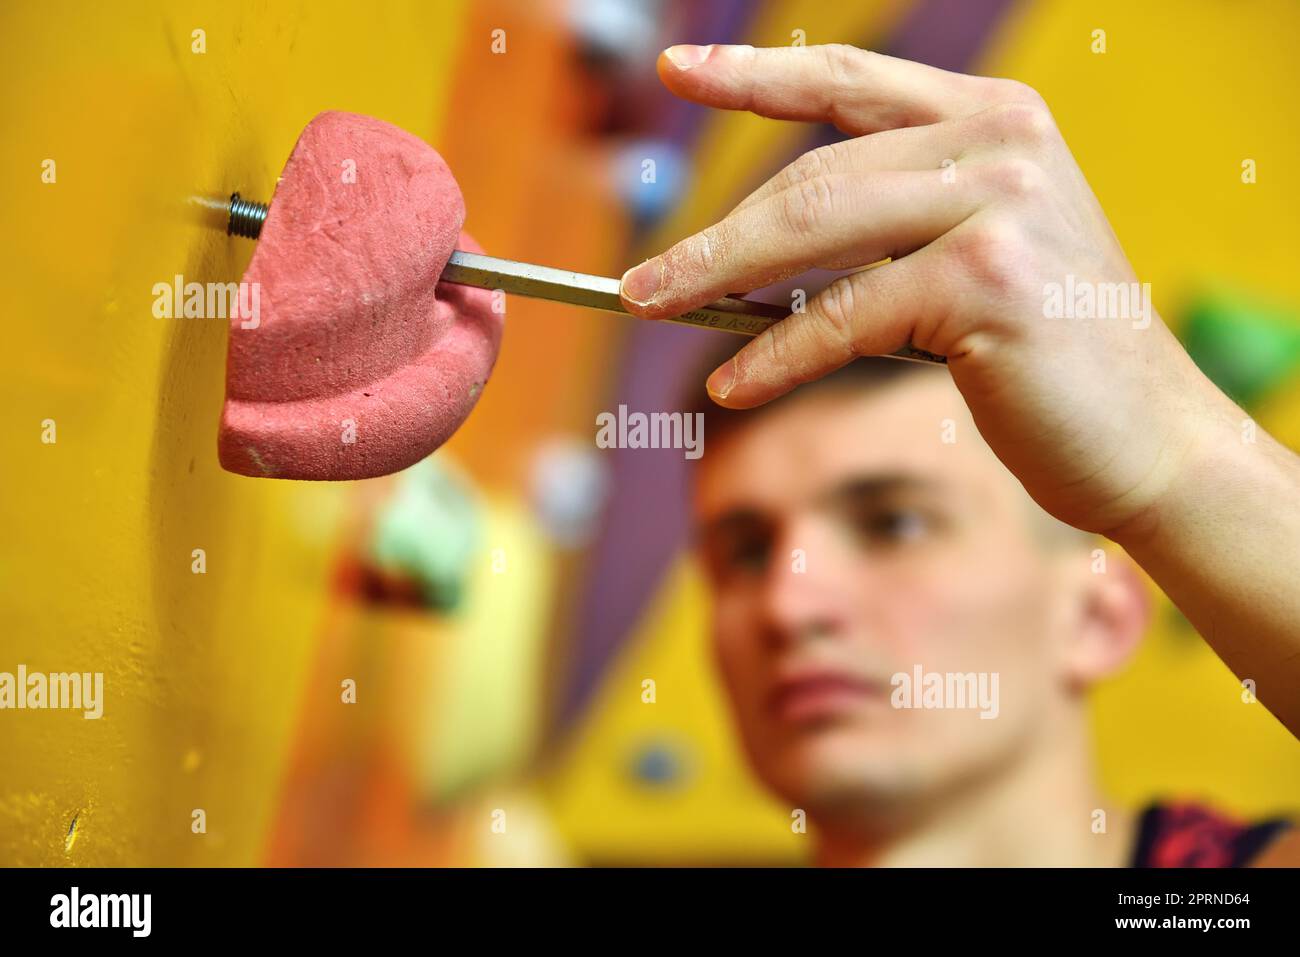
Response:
[0,0,467,865]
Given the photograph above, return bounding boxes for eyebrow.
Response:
[696,472,952,540]
[820,473,950,509]
[694,509,768,548]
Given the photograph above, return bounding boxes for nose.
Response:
[758,518,857,648]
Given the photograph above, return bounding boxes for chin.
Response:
[755,722,922,808]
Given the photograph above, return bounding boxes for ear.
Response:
[1060,548,1151,690]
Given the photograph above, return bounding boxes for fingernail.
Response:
[706,358,737,400]
[663,44,713,70]
[621,259,663,306]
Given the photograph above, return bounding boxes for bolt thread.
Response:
[228,193,268,239]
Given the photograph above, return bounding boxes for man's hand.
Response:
[622,43,1300,735]
[621,43,1224,538]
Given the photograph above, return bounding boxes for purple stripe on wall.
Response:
[557,0,758,732]
[887,0,1021,72]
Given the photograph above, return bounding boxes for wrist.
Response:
[1106,365,1244,555]
[1108,377,1287,558]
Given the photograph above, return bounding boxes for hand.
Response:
[619,43,1233,539]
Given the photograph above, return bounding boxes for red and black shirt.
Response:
[1130,803,1290,867]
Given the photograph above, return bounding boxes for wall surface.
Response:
[3,0,1298,869]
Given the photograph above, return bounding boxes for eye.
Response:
[701,523,773,582]
[855,506,931,546]
[722,531,772,576]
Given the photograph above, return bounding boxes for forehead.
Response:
[693,372,1018,517]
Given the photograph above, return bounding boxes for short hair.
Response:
[681,347,1093,549]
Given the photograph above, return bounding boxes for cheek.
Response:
[710,596,763,705]
[868,550,1053,672]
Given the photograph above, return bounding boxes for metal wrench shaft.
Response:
[222,193,943,364]
[441,250,946,365]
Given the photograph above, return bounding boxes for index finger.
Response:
[657,43,1009,134]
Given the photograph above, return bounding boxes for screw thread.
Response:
[228,193,269,239]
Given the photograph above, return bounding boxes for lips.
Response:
[767,670,886,723]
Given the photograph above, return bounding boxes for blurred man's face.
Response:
[693,371,1088,813]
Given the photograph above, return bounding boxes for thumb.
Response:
[706,254,937,408]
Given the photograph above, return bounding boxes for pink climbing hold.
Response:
[218,110,503,480]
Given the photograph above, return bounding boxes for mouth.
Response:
[766,670,887,724]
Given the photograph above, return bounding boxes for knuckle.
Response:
[763,320,821,390]
[781,175,835,236]
[679,227,719,276]
[784,143,837,190]
[983,156,1048,201]
[814,276,861,354]
[983,100,1057,145]
[819,43,864,89]
[820,139,849,166]
[999,78,1048,108]
[949,216,1027,296]
[760,320,793,374]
